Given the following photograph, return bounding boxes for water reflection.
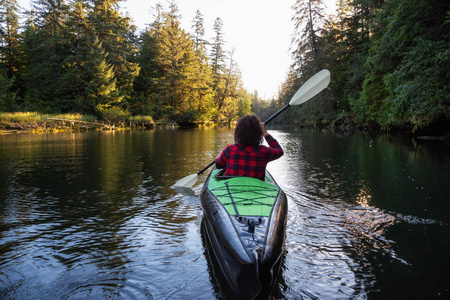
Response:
[0,129,449,299]
[267,128,449,299]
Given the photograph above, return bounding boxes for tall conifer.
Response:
[155,1,195,118]
[291,0,326,76]
[0,0,21,110]
[83,36,122,114]
[22,0,70,111]
[210,17,225,93]
[87,0,139,104]
[0,0,21,78]
[190,10,214,121]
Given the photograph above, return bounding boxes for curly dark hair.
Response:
[234,114,263,147]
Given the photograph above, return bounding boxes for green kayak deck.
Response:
[206,169,280,217]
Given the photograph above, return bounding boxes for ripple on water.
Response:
[283,189,377,298]
[0,187,209,299]
[281,185,447,299]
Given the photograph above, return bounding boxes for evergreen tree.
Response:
[274,69,297,123]
[83,36,122,114]
[0,0,21,78]
[132,28,160,115]
[236,87,252,118]
[87,0,139,105]
[291,0,331,123]
[0,0,21,110]
[215,48,238,114]
[155,1,196,119]
[210,17,243,121]
[132,3,163,116]
[210,17,226,94]
[291,0,327,77]
[22,0,71,112]
[190,9,214,121]
[0,68,17,110]
[191,10,207,54]
[58,0,91,112]
[324,0,381,115]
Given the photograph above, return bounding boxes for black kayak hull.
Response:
[200,169,288,299]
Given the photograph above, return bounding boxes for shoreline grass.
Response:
[0,112,98,124]
[0,112,158,134]
[0,112,156,124]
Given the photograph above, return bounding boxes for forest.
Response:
[0,0,449,132]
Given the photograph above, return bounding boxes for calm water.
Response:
[0,128,449,299]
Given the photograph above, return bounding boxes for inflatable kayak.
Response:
[200,168,288,299]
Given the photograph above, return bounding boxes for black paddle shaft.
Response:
[198,160,216,175]
[264,103,290,125]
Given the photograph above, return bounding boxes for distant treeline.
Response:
[1,0,449,131]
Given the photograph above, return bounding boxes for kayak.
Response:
[200,168,288,299]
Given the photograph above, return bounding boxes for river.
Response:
[0,128,449,299]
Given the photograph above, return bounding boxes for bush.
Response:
[130,115,154,123]
[101,107,130,124]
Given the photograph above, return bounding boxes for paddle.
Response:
[173,69,331,188]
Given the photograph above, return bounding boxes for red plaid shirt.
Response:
[215,134,283,180]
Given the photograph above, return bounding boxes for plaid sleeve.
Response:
[264,134,284,161]
[215,146,229,169]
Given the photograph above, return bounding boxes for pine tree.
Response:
[235,85,252,118]
[22,0,71,112]
[210,17,226,93]
[83,36,122,114]
[192,10,207,54]
[58,0,91,112]
[87,0,139,105]
[155,1,196,119]
[291,0,327,77]
[209,17,235,120]
[323,0,376,114]
[190,9,214,121]
[0,68,17,111]
[0,0,21,78]
[132,3,166,118]
[290,0,330,123]
[0,0,21,110]
[132,28,160,115]
[216,48,237,112]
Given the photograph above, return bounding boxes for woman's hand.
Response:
[261,122,268,136]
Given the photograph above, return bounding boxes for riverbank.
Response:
[289,115,450,146]
[0,112,157,134]
[1,112,449,146]
[0,112,228,134]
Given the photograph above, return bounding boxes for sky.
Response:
[16,0,337,99]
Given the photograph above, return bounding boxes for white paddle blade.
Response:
[173,173,199,188]
[289,69,331,106]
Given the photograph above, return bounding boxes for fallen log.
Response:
[416,133,449,142]
[39,118,113,130]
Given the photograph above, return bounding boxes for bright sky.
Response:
[17,0,337,99]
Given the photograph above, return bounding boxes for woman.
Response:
[215,114,283,180]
